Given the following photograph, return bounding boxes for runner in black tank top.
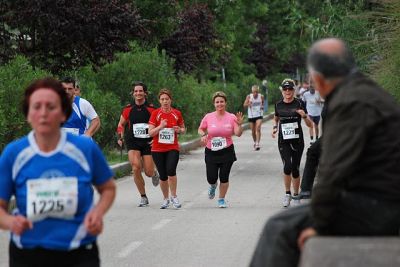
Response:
[271,79,312,207]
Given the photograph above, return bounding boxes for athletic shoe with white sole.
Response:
[208,183,217,199]
[218,198,227,208]
[138,196,149,207]
[283,194,292,208]
[160,198,170,209]
[170,196,182,208]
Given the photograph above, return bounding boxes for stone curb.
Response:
[110,113,274,175]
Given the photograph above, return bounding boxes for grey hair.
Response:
[307,39,356,80]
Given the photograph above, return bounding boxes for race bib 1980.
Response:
[132,123,150,138]
[26,177,78,222]
[159,128,175,144]
[211,137,227,151]
[281,122,299,140]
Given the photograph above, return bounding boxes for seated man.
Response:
[250,38,400,267]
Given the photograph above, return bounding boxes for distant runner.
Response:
[243,85,264,150]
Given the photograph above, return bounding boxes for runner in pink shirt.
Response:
[198,91,244,208]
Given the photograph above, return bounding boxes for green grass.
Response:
[370,0,400,102]
[104,148,128,165]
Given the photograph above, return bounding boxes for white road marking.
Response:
[117,241,143,258]
[151,219,172,230]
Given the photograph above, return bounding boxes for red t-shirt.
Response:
[149,108,184,152]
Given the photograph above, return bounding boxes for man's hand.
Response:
[297,227,317,251]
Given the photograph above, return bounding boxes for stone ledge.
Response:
[299,237,400,267]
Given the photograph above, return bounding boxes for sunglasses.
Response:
[282,87,294,91]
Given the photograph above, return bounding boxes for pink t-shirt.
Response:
[199,111,239,150]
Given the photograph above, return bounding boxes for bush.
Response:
[0,56,50,151]
[81,83,121,149]
[94,43,178,106]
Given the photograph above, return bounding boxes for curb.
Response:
[110,113,274,176]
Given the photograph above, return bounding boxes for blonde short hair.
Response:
[212,91,227,102]
[251,85,259,92]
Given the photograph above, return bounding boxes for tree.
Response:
[0,0,146,74]
[245,23,278,79]
[160,3,216,75]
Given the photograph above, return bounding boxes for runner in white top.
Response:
[61,77,100,137]
[243,85,264,150]
[303,87,323,144]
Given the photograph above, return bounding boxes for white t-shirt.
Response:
[299,87,308,101]
[78,98,98,121]
[303,91,322,116]
[247,94,263,118]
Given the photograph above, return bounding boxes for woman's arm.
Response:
[243,95,251,108]
[116,115,127,147]
[271,115,280,138]
[0,199,32,235]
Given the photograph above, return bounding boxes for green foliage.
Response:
[92,43,177,105]
[372,3,400,102]
[0,0,145,74]
[81,84,121,149]
[0,56,50,151]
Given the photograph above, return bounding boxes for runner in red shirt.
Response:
[148,88,186,209]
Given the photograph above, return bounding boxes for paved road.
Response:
[0,119,311,267]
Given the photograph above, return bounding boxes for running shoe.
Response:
[218,198,227,208]
[151,170,160,187]
[255,143,260,151]
[208,183,217,199]
[160,198,170,209]
[283,194,291,208]
[138,196,149,207]
[170,196,182,208]
[292,195,301,206]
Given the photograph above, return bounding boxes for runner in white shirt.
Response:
[243,85,264,150]
[61,77,100,137]
[303,87,323,144]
